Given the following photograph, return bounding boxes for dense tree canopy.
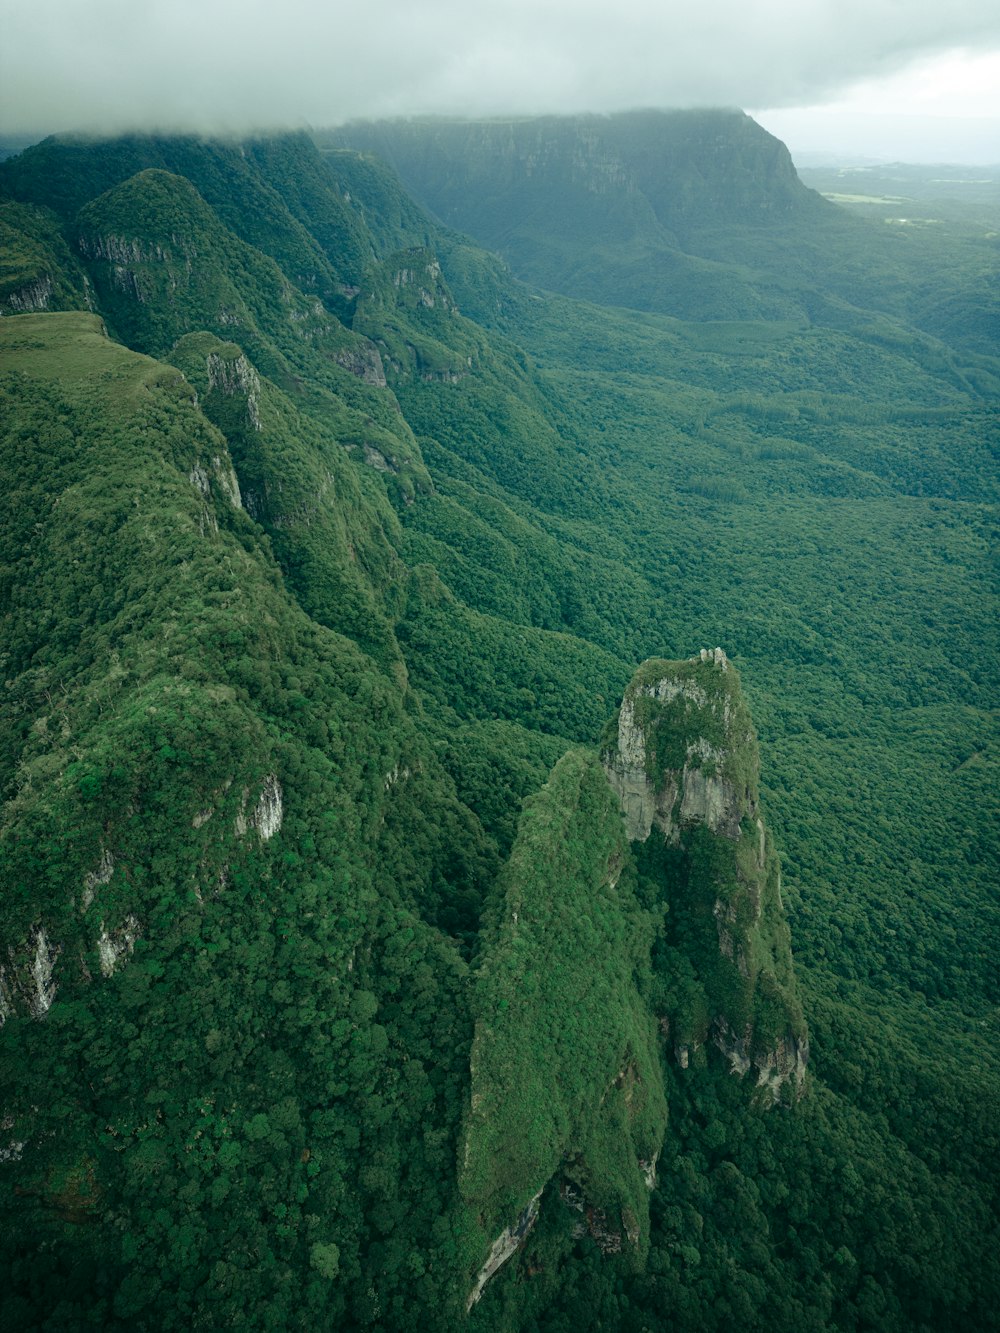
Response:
[0,120,997,1331]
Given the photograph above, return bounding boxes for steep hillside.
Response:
[0,311,489,1328]
[330,110,821,321]
[603,652,806,1090]
[330,110,1000,370]
[462,749,668,1300]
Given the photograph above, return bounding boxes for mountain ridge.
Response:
[329,109,1000,364]
[0,119,996,1331]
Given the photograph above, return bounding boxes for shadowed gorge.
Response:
[0,117,997,1331]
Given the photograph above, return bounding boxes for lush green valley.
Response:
[0,115,997,1331]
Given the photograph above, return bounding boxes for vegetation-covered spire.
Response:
[604,652,807,1094]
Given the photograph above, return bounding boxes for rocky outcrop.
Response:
[235,774,283,841]
[714,1020,810,1094]
[81,847,115,911]
[561,1178,648,1255]
[97,914,141,978]
[391,257,454,311]
[207,350,261,431]
[362,443,397,473]
[3,275,53,313]
[78,233,188,266]
[334,342,387,386]
[189,454,243,510]
[603,652,807,1099]
[0,926,59,1023]
[603,648,747,843]
[76,232,192,306]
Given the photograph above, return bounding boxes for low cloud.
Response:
[2,0,999,137]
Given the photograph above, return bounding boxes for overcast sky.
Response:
[2,0,998,161]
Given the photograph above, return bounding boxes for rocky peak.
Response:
[602,648,756,844]
[603,654,807,1099]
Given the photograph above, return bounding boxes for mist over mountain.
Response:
[0,115,997,1332]
[4,0,1000,148]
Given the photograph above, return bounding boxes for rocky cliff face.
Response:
[604,647,746,843]
[333,110,826,321]
[2,274,53,313]
[336,110,815,240]
[603,651,807,1098]
[466,1188,543,1311]
[352,245,482,385]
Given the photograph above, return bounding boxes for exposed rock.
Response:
[639,1152,659,1190]
[4,275,53,313]
[562,1179,645,1254]
[392,258,452,311]
[362,443,397,473]
[752,1031,810,1097]
[0,925,60,1023]
[602,649,745,843]
[77,232,187,307]
[382,764,412,791]
[189,462,211,497]
[678,763,741,838]
[29,927,57,1017]
[419,367,467,384]
[604,695,677,843]
[699,646,730,670]
[81,847,115,911]
[207,350,261,431]
[467,1188,543,1311]
[577,1206,622,1254]
[236,774,283,841]
[212,455,242,509]
[253,775,283,840]
[242,487,263,520]
[714,1020,810,1100]
[97,914,141,978]
[0,1115,25,1164]
[334,342,387,387]
[603,652,807,1098]
[78,233,181,266]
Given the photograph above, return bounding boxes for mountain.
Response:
[0,120,997,1332]
[602,652,807,1088]
[329,110,824,321]
[330,109,1000,370]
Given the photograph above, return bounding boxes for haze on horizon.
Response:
[2,0,999,163]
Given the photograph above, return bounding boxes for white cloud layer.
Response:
[754,48,1000,161]
[2,0,999,156]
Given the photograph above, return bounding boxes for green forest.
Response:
[0,112,997,1331]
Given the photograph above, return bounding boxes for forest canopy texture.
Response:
[0,112,997,1332]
